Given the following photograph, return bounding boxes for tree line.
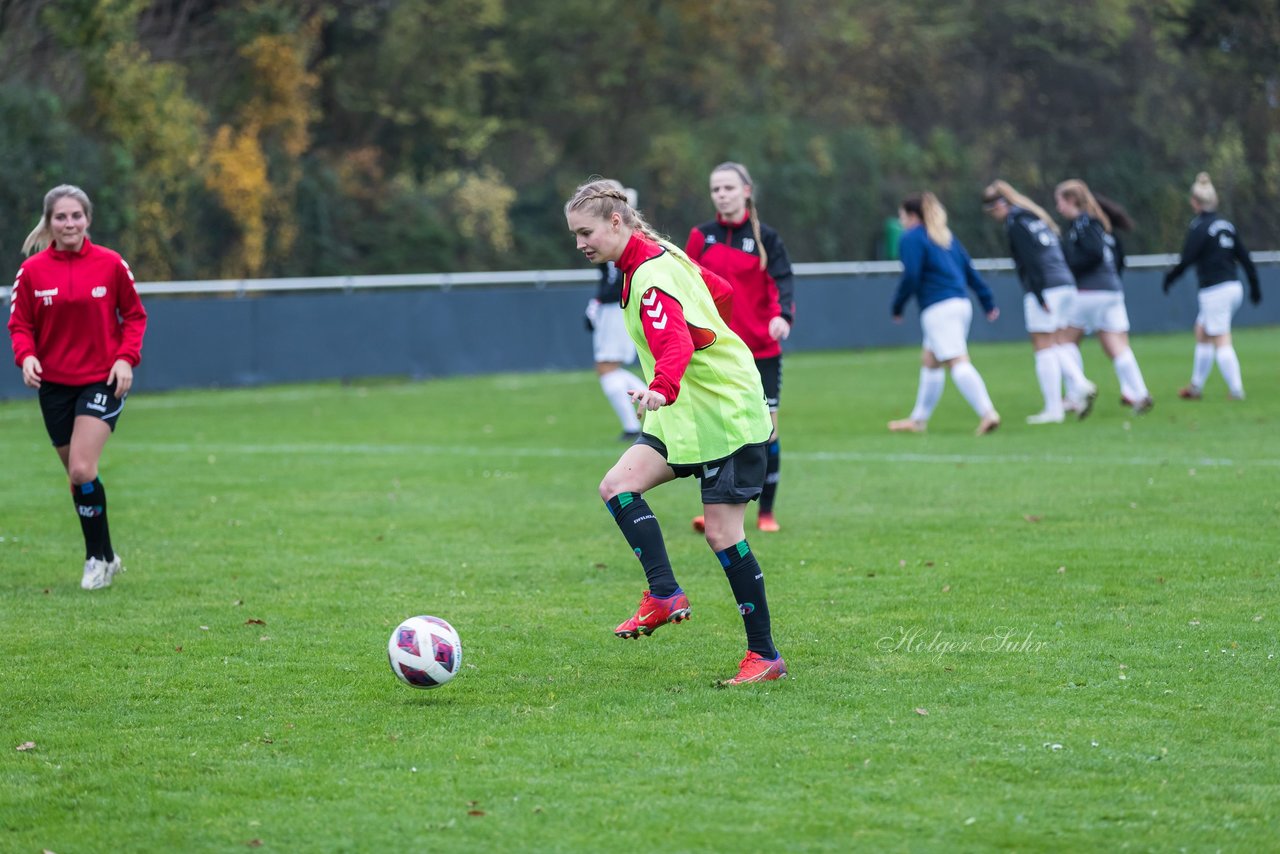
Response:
[1,0,1276,281]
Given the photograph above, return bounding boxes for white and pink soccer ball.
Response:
[388,616,463,689]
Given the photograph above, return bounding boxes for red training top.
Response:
[685,211,795,360]
[8,237,148,386]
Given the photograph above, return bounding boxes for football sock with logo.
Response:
[72,478,111,561]
[759,440,781,513]
[716,540,777,659]
[605,492,679,597]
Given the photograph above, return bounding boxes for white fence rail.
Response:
[4,252,1279,300]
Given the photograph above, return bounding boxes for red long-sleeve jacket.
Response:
[8,238,148,386]
[685,212,795,359]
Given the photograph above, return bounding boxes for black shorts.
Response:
[636,434,768,505]
[755,355,781,412]
[38,380,126,447]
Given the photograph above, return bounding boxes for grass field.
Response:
[2,328,1278,853]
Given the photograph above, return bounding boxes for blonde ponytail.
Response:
[983,179,1060,236]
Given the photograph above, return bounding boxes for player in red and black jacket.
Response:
[684,162,795,533]
[8,185,147,591]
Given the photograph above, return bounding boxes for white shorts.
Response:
[1195,281,1243,337]
[920,297,972,362]
[1068,290,1130,334]
[592,301,637,364]
[1023,285,1075,334]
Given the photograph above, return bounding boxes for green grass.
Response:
[2,328,1278,853]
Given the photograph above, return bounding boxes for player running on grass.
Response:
[565,178,786,686]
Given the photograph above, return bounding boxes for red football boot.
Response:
[614,589,691,639]
[717,650,789,686]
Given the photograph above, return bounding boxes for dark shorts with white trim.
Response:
[38,380,126,446]
[636,434,767,505]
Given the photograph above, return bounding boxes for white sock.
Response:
[1215,345,1244,397]
[1034,350,1064,416]
[950,362,995,417]
[909,367,946,422]
[1056,343,1089,398]
[1112,348,1149,401]
[600,368,644,432]
[1190,343,1215,390]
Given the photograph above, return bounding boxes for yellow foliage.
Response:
[429,168,516,253]
[205,124,270,276]
[239,31,319,159]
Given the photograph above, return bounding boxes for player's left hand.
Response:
[107,359,133,398]
[986,307,1000,322]
[628,388,666,412]
[768,316,791,341]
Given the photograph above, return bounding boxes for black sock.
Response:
[72,478,109,561]
[717,540,777,659]
[760,439,781,513]
[605,492,679,597]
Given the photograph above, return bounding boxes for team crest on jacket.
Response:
[742,238,755,253]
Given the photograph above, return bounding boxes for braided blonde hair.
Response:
[564,178,662,243]
[711,162,768,270]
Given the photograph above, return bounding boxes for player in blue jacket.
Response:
[888,192,1002,436]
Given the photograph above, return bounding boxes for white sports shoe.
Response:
[105,554,125,585]
[1068,382,1099,421]
[81,557,109,590]
[1025,411,1065,425]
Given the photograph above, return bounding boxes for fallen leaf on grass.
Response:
[175,646,183,653]
[16,742,36,751]
[245,840,263,848]
[468,810,486,817]
[245,618,266,626]
[941,585,951,593]
[1023,515,1042,523]
[924,560,935,567]
[914,708,929,716]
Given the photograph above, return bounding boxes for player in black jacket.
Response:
[1162,173,1261,401]
[983,180,1097,423]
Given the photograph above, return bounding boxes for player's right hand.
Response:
[20,355,42,389]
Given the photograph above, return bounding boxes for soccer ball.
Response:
[387,615,463,689]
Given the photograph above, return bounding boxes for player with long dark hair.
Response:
[1054,179,1153,415]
